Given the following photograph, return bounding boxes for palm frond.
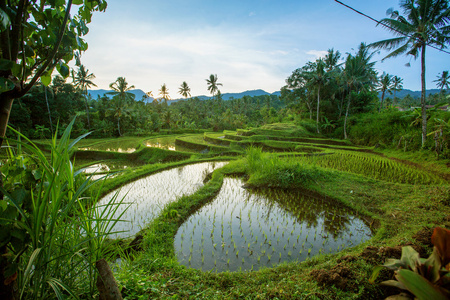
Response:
[369,37,408,50]
[378,17,415,36]
[382,43,411,60]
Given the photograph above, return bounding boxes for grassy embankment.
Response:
[76,123,449,299]
[63,124,450,299]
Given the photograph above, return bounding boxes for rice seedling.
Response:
[97,161,228,238]
[174,177,372,272]
[298,150,444,185]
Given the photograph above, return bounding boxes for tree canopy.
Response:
[369,0,450,146]
[0,0,107,140]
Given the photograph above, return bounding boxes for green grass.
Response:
[1,121,128,299]
[298,150,446,185]
[10,123,450,299]
[109,139,449,299]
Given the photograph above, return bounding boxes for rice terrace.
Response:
[1,1,450,300]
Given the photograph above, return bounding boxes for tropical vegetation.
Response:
[0,0,450,299]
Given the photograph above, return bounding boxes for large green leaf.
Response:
[10,188,27,206]
[11,63,22,78]
[423,248,442,283]
[381,279,408,291]
[0,58,14,71]
[0,77,15,93]
[396,269,447,300]
[431,227,450,268]
[0,7,10,29]
[369,265,385,284]
[41,72,52,86]
[400,246,420,272]
[56,63,70,78]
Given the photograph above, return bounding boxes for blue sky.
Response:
[77,0,450,97]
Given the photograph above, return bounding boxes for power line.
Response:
[334,0,450,55]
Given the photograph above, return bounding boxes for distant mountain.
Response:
[88,89,279,103]
[88,88,445,103]
[390,88,443,99]
[170,89,280,102]
[87,89,147,101]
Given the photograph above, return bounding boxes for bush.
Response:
[244,147,327,188]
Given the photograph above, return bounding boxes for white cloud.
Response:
[78,18,307,95]
[306,50,328,60]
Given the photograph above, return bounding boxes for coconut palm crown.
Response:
[72,65,97,129]
[179,81,191,98]
[206,74,223,99]
[369,0,450,147]
[434,70,450,94]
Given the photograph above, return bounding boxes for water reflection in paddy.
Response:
[96,162,228,238]
[145,137,195,153]
[79,147,136,153]
[145,137,176,151]
[174,178,372,272]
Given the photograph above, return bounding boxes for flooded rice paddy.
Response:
[96,162,228,238]
[77,138,141,152]
[82,161,139,180]
[145,137,177,151]
[79,147,136,153]
[174,178,372,272]
[145,136,198,152]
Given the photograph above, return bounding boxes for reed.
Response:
[1,119,127,299]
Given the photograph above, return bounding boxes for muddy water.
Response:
[174,178,372,272]
[96,162,228,238]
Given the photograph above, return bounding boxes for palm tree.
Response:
[179,81,191,98]
[108,77,135,136]
[324,48,341,72]
[343,43,376,139]
[392,76,404,100]
[369,0,450,147]
[109,77,135,102]
[159,84,170,102]
[377,72,394,111]
[206,74,222,99]
[306,58,330,133]
[72,65,97,130]
[143,91,154,103]
[433,71,450,97]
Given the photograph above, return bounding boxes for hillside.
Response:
[87,89,281,102]
[87,89,147,101]
[88,88,446,103]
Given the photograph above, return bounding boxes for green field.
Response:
[67,124,449,299]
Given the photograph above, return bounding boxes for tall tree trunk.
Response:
[379,89,385,112]
[316,85,320,134]
[96,259,123,300]
[420,45,427,148]
[117,116,121,136]
[338,93,344,119]
[0,93,14,145]
[344,90,352,140]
